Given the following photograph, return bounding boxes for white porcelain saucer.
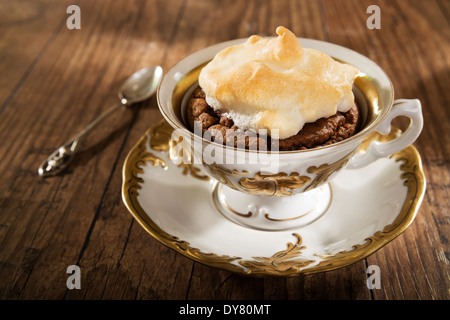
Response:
[122,120,426,276]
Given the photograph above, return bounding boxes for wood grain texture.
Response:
[0,0,448,300]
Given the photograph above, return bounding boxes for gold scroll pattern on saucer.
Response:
[238,233,315,275]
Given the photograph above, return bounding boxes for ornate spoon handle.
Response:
[38,103,123,177]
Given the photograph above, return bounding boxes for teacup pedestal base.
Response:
[212,183,332,231]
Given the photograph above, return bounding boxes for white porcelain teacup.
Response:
[157,38,423,231]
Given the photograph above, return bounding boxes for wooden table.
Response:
[0,0,448,300]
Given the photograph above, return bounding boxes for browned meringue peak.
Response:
[198,26,360,139]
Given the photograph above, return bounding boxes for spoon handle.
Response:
[38,102,124,177]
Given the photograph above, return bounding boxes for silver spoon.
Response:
[38,66,163,178]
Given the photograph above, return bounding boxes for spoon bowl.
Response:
[120,66,163,105]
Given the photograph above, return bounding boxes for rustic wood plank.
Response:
[0,0,73,110]
[186,262,371,299]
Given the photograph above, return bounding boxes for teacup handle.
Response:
[347,99,423,169]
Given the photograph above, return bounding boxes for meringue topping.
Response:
[198,26,360,139]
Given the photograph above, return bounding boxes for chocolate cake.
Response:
[187,88,361,151]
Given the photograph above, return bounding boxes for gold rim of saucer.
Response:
[121,122,425,277]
